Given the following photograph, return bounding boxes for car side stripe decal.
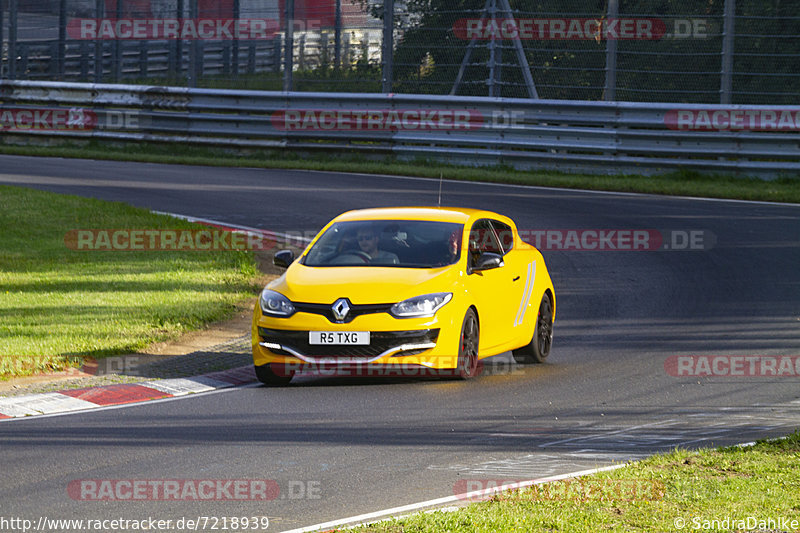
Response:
[515,261,536,326]
[519,261,536,325]
[514,262,532,326]
[519,261,536,326]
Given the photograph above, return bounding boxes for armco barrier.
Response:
[1,80,799,177]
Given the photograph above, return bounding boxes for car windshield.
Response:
[303,220,463,268]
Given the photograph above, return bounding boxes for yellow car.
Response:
[252,207,555,385]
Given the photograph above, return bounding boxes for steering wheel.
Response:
[332,250,372,264]
[351,251,372,263]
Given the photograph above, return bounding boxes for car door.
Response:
[465,219,520,352]
[490,219,534,347]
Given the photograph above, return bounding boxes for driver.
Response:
[356,228,399,264]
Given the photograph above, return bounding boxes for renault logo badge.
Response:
[332,298,350,322]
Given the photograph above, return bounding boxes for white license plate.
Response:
[309,331,370,345]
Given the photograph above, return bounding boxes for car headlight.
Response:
[390,293,452,318]
[259,289,296,317]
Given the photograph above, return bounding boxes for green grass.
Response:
[0,184,260,378]
[357,432,800,532]
[0,140,798,204]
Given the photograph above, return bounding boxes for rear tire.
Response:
[456,308,480,379]
[255,363,294,386]
[512,293,553,364]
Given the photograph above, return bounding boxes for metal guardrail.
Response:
[1,80,798,177]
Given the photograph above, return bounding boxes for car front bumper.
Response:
[251,302,465,370]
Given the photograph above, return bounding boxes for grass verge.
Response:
[0,184,261,379]
[0,141,798,204]
[356,431,800,532]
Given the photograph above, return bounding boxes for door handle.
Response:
[512,276,520,282]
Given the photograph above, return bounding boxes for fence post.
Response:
[604,0,618,101]
[320,31,329,68]
[94,0,103,81]
[334,0,341,70]
[283,0,294,91]
[381,0,393,93]
[57,0,66,79]
[487,0,498,97]
[343,31,350,67]
[8,0,16,79]
[298,33,305,70]
[80,40,89,78]
[720,0,735,104]
[113,0,123,81]
[0,0,4,79]
[273,34,282,73]
[174,0,184,80]
[248,40,256,74]
[232,0,240,76]
[138,39,147,77]
[188,0,199,87]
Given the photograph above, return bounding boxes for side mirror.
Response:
[273,250,295,269]
[471,252,504,272]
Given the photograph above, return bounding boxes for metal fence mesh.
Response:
[0,0,798,103]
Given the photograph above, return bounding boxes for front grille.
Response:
[259,328,439,358]
[293,302,393,324]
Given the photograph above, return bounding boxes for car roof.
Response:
[334,207,508,224]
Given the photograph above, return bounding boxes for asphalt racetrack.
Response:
[1,155,799,531]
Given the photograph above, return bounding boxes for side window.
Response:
[491,220,514,254]
[468,219,502,268]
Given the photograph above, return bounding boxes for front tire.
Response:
[456,308,480,379]
[255,363,294,386]
[512,293,553,364]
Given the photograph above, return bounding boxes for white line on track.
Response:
[279,463,628,533]
[537,419,678,447]
[278,427,796,532]
[2,161,798,207]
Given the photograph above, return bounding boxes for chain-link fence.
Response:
[0,0,798,103]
